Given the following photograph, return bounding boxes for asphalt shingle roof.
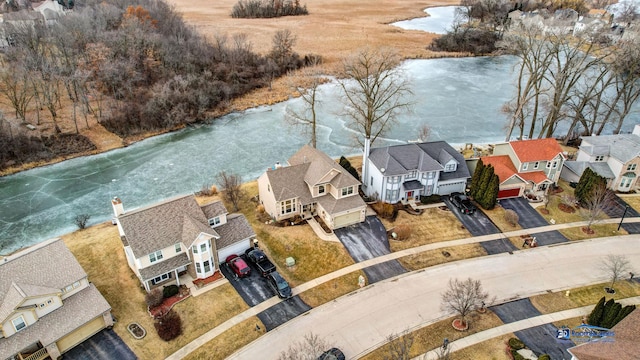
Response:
[139,252,191,281]
[213,214,256,250]
[563,161,616,179]
[568,309,640,360]
[510,138,563,162]
[581,134,640,163]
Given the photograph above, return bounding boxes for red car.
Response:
[225,254,251,278]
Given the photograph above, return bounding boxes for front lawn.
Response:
[530,281,640,315]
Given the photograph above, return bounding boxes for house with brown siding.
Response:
[0,238,113,360]
[112,195,255,292]
[258,145,366,230]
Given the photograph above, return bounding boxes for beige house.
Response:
[480,138,565,199]
[0,238,113,360]
[113,194,255,292]
[258,145,366,230]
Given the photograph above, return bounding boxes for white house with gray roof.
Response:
[364,141,471,204]
[258,145,366,230]
[0,238,113,360]
[561,125,640,192]
[112,195,255,292]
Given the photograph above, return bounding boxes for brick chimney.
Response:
[111,197,124,217]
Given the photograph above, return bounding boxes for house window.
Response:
[445,163,456,172]
[522,163,528,171]
[47,299,52,304]
[281,199,295,215]
[204,260,211,273]
[175,244,182,253]
[196,262,202,274]
[595,155,604,162]
[208,217,221,227]
[12,316,26,332]
[407,170,417,179]
[318,185,325,194]
[149,250,163,263]
[621,172,636,188]
[151,273,171,285]
[534,162,539,169]
[428,172,434,179]
[386,189,399,202]
[192,246,198,254]
[342,187,354,196]
[370,176,373,186]
[627,164,637,171]
[200,243,207,253]
[64,285,73,293]
[73,281,81,289]
[39,303,46,308]
[267,184,271,192]
[390,176,400,184]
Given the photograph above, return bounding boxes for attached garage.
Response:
[332,210,363,229]
[437,182,466,195]
[217,240,251,264]
[498,188,521,199]
[57,316,107,353]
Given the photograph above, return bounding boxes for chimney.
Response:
[112,197,124,217]
[275,161,282,169]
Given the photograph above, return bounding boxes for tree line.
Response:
[231,0,308,18]
[0,0,317,170]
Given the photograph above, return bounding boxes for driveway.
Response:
[220,258,311,330]
[442,197,516,255]
[490,299,575,360]
[603,194,640,234]
[334,216,406,284]
[499,198,569,246]
[62,329,136,360]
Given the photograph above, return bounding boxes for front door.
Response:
[407,191,413,198]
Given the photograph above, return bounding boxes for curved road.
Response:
[228,236,640,359]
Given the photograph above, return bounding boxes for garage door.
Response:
[437,182,466,195]
[218,240,250,264]
[57,316,106,353]
[498,188,521,199]
[333,211,362,229]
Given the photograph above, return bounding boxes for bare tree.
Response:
[0,64,33,123]
[215,171,244,211]
[74,214,91,229]
[601,255,632,293]
[339,47,413,186]
[286,62,325,148]
[579,183,615,230]
[440,277,489,329]
[384,329,414,360]
[417,124,431,142]
[270,29,297,69]
[278,333,328,360]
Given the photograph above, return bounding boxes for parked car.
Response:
[449,192,476,215]
[318,348,345,360]
[225,254,251,278]
[266,271,292,299]
[245,248,276,276]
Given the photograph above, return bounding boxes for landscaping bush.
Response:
[504,209,519,227]
[338,156,360,181]
[393,224,412,241]
[508,338,525,350]
[163,285,179,298]
[145,288,164,308]
[154,309,182,341]
[538,355,550,360]
[419,194,442,204]
[510,349,525,360]
[371,202,397,219]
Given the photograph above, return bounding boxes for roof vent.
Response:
[381,168,386,173]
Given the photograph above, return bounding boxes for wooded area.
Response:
[0,0,315,170]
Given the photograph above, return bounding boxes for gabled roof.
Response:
[568,309,640,359]
[0,238,86,324]
[117,194,216,258]
[289,145,361,188]
[213,214,256,250]
[264,163,312,203]
[580,134,640,163]
[509,138,564,163]
[563,161,616,179]
[481,155,526,184]
[200,201,228,220]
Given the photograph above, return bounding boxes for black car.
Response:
[449,192,476,215]
[318,348,345,360]
[266,271,292,299]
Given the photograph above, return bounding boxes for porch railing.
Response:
[22,347,49,360]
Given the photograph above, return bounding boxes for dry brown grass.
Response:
[553,316,584,330]
[61,222,253,360]
[398,243,487,271]
[619,195,640,212]
[559,224,627,241]
[482,206,523,232]
[530,281,640,315]
[183,316,264,360]
[451,333,513,360]
[298,270,366,308]
[385,207,471,252]
[361,311,504,360]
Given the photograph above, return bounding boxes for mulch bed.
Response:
[149,290,191,318]
[193,271,223,288]
[558,203,576,213]
[452,318,469,331]
[581,226,595,235]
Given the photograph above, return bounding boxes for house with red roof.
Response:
[480,138,565,199]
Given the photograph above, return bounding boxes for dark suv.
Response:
[266,271,292,299]
[449,192,476,215]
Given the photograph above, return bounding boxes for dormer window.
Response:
[533,161,540,169]
[407,170,417,179]
[149,250,163,263]
[12,316,26,332]
[445,163,457,172]
[209,217,221,227]
[342,187,354,196]
[318,185,325,194]
[175,244,182,253]
[595,155,604,162]
[522,163,528,171]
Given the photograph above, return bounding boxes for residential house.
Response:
[0,238,113,360]
[567,308,639,359]
[363,141,470,204]
[561,125,640,192]
[257,145,366,230]
[112,195,255,292]
[480,138,565,199]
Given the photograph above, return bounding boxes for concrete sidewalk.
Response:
[418,296,640,360]
[166,218,640,360]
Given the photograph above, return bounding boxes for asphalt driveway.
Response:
[62,328,136,360]
[220,258,311,330]
[499,198,569,246]
[490,299,574,359]
[442,197,516,255]
[334,215,407,284]
[603,194,640,234]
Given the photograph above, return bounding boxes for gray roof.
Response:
[265,163,312,204]
[201,201,228,220]
[369,141,470,181]
[214,214,256,250]
[581,134,640,163]
[316,191,366,214]
[289,145,361,188]
[0,285,111,359]
[0,239,87,324]
[139,252,191,281]
[563,161,616,179]
[117,194,216,258]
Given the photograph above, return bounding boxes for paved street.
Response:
[227,236,640,360]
